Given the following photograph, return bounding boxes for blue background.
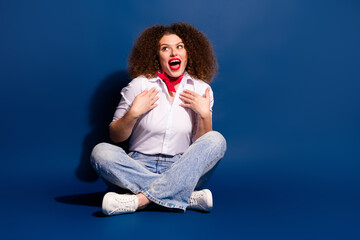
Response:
[1,0,359,239]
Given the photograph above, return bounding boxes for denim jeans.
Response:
[90,131,226,211]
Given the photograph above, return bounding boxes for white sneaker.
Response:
[102,192,138,215]
[188,189,213,212]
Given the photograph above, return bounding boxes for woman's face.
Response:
[158,34,188,78]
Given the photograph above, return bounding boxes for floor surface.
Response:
[2,153,359,240]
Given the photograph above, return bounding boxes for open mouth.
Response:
[168,58,181,70]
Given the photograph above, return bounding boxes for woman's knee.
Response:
[90,142,116,167]
[204,131,227,151]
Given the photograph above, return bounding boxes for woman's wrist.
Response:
[128,106,142,119]
[198,111,211,120]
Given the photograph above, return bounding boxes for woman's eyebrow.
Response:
[160,42,184,46]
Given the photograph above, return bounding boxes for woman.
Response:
[91,22,226,215]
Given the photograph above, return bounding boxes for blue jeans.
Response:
[90,131,226,211]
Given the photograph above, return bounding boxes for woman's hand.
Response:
[129,87,159,118]
[179,88,211,119]
[110,88,158,143]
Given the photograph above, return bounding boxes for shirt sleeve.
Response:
[199,82,214,112]
[209,86,214,113]
[112,77,143,122]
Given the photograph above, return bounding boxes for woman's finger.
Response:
[179,95,193,103]
[149,103,158,110]
[180,92,196,100]
[150,96,159,104]
[183,89,197,96]
[139,90,148,96]
[149,89,159,99]
[179,103,191,108]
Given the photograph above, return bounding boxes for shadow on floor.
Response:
[55,191,106,207]
[55,189,190,217]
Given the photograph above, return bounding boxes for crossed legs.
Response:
[90,131,226,214]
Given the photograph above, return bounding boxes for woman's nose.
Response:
[170,47,177,56]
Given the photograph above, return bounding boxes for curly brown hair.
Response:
[127,22,218,83]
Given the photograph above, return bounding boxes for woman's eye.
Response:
[161,47,169,51]
[177,45,183,49]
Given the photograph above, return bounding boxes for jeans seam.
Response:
[156,156,160,174]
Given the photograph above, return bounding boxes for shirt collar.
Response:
[149,71,195,84]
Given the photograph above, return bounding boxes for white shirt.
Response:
[112,72,214,156]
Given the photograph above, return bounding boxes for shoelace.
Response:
[189,192,204,206]
[113,196,137,211]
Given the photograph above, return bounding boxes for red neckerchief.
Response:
[156,72,184,93]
